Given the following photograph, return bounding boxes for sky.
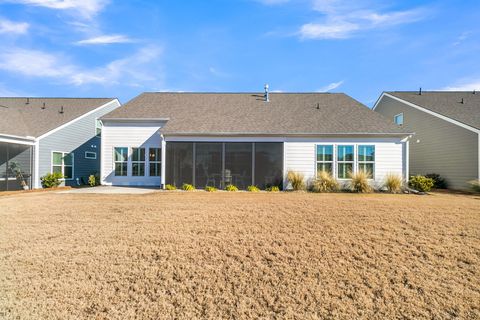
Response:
[0,0,479,106]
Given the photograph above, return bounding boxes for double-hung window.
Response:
[337,145,354,179]
[316,145,333,175]
[52,152,74,179]
[149,148,161,177]
[114,147,128,176]
[358,145,375,178]
[132,148,145,176]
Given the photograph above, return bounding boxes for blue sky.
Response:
[0,0,479,106]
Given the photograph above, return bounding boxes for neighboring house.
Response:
[374,91,480,190]
[0,97,121,191]
[100,90,411,189]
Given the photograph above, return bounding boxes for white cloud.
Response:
[0,18,29,34]
[0,46,164,87]
[75,34,134,45]
[317,80,344,92]
[299,1,425,39]
[442,80,480,91]
[5,0,109,18]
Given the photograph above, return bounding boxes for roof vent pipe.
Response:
[461,98,464,104]
[26,98,30,104]
[264,83,269,102]
[418,87,422,95]
[473,90,476,95]
[41,102,46,110]
[59,106,64,114]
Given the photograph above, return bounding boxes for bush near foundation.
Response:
[409,175,434,192]
[40,172,63,188]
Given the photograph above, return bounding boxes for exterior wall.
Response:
[36,100,121,188]
[101,121,166,186]
[375,95,479,189]
[283,137,405,188]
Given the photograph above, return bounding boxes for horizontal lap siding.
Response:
[102,122,165,186]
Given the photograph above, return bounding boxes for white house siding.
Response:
[101,121,166,186]
[284,137,406,188]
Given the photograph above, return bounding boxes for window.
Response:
[95,119,102,137]
[52,152,74,179]
[132,148,145,176]
[114,147,128,176]
[337,145,354,179]
[149,148,161,177]
[358,145,375,178]
[85,151,97,159]
[394,113,404,126]
[316,145,333,175]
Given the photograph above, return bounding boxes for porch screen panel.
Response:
[224,143,252,189]
[0,143,7,191]
[195,143,222,189]
[254,143,283,189]
[166,142,193,187]
[0,142,33,191]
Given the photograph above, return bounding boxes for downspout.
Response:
[160,133,166,189]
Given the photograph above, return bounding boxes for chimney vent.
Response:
[264,83,269,102]
[418,87,422,95]
[316,103,320,110]
[59,106,64,114]
[461,98,464,104]
[26,98,30,104]
[473,90,476,95]
[41,102,46,110]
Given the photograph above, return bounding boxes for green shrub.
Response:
[247,185,260,192]
[165,184,177,190]
[349,170,373,193]
[266,186,280,192]
[287,170,306,191]
[182,183,195,191]
[409,175,434,192]
[425,173,448,189]
[225,184,238,192]
[384,173,403,194]
[88,175,96,187]
[311,171,339,193]
[469,180,480,193]
[205,186,217,192]
[40,172,63,188]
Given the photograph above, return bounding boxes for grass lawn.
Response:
[0,191,479,319]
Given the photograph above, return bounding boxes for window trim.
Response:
[148,147,161,177]
[394,113,404,126]
[51,151,74,181]
[131,147,146,177]
[357,145,375,180]
[315,144,334,178]
[113,147,128,177]
[336,144,355,180]
[85,151,97,160]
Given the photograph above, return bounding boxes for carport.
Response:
[0,136,35,191]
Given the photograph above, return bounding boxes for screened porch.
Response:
[0,142,34,191]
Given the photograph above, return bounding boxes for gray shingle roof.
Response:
[102,92,408,136]
[387,91,480,130]
[0,97,116,138]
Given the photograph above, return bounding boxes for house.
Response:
[0,97,121,191]
[100,90,411,190]
[373,91,480,190]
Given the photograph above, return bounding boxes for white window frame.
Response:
[148,147,161,177]
[131,147,146,177]
[114,147,128,177]
[394,113,404,126]
[357,145,375,180]
[95,118,102,137]
[85,151,97,160]
[51,151,74,181]
[336,144,355,180]
[315,144,334,177]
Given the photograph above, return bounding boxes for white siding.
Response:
[101,121,166,186]
[284,137,406,188]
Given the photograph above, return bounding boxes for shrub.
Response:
[425,173,448,189]
[182,183,195,191]
[40,172,63,188]
[247,185,260,192]
[311,171,339,193]
[384,173,403,194]
[409,175,434,192]
[266,186,280,192]
[287,170,306,191]
[165,184,176,190]
[348,170,373,193]
[469,180,480,193]
[88,175,96,187]
[225,184,238,192]
[205,186,217,192]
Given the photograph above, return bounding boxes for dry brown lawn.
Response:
[0,191,479,319]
